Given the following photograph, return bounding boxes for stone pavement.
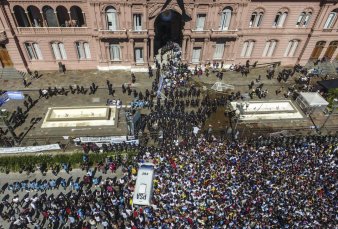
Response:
[1,66,337,146]
[0,166,125,229]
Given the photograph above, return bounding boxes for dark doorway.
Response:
[154,10,183,55]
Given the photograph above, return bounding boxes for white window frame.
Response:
[76,42,91,60]
[284,40,299,57]
[106,7,117,31]
[241,40,255,57]
[52,42,67,60]
[219,8,232,31]
[25,43,43,60]
[213,43,224,60]
[110,44,121,61]
[196,14,206,31]
[263,40,277,57]
[296,12,306,27]
[323,12,337,29]
[250,12,263,27]
[133,14,142,31]
[273,11,287,27]
[135,47,143,63]
[192,47,202,63]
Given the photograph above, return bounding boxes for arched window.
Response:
[14,6,30,27]
[310,41,326,59]
[106,7,117,31]
[296,11,312,27]
[70,6,85,27]
[263,40,278,57]
[76,41,91,59]
[24,42,43,60]
[43,6,58,27]
[27,6,43,27]
[249,11,264,27]
[284,40,299,57]
[324,41,338,59]
[241,40,255,57]
[56,6,69,27]
[324,9,338,29]
[273,11,288,27]
[219,7,232,31]
[51,42,67,60]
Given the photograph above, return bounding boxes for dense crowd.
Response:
[1,42,337,228]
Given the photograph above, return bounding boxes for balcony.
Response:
[99,29,127,39]
[16,27,91,35]
[210,29,238,38]
[0,31,7,42]
[127,30,148,39]
[190,29,210,39]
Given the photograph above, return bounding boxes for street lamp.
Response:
[0,109,19,146]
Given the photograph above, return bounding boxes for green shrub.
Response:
[0,149,138,172]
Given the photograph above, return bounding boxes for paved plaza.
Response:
[1,66,337,146]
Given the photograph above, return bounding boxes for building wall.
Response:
[0,0,337,71]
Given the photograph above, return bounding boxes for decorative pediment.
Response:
[148,2,192,19]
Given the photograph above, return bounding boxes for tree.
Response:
[327,88,338,111]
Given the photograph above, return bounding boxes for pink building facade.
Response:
[0,0,337,72]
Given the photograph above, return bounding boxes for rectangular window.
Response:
[76,42,84,59]
[83,43,91,59]
[241,41,254,57]
[135,48,143,63]
[192,47,202,63]
[25,43,35,60]
[107,12,117,30]
[289,41,299,57]
[263,41,277,57]
[33,43,43,60]
[110,45,121,61]
[52,43,67,60]
[196,14,206,31]
[213,43,224,59]
[267,41,277,57]
[133,14,142,31]
[76,42,91,60]
[324,13,336,29]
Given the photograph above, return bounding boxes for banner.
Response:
[79,136,127,143]
[0,144,61,154]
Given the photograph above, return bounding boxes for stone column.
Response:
[54,11,60,27]
[40,12,47,27]
[182,36,188,61]
[143,38,148,63]
[189,38,195,64]
[202,38,209,64]
[68,11,72,27]
[82,12,87,27]
[129,39,134,65]
[25,12,32,27]
[150,36,154,62]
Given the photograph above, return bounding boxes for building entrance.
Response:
[0,45,13,68]
[154,10,183,55]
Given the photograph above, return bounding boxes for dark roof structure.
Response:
[317,79,338,90]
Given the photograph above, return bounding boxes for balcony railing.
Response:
[16,27,90,34]
[210,29,238,38]
[99,29,127,38]
[127,29,148,38]
[0,31,7,42]
[190,29,210,38]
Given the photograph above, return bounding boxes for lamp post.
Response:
[0,109,19,146]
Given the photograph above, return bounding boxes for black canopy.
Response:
[317,79,338,91]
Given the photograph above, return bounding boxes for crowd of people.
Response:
[0,41,337,228]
